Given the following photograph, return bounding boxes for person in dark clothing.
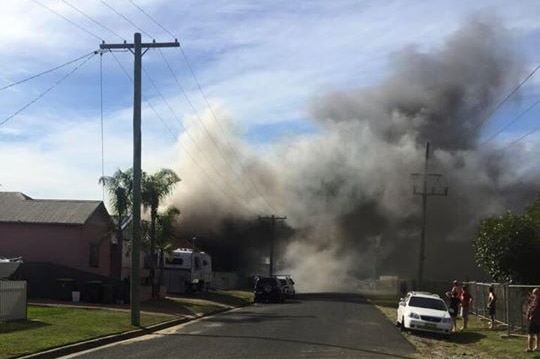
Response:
[526,288,540,352]
[487,286,496,329]
[446,280,462,332]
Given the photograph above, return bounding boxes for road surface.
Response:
[63,293,416,359]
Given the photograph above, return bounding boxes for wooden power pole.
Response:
[411,142,448,291]
[258,215,287,277]
[100,33,178,326]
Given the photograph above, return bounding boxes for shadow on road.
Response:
[205,310,316,324]
[296,292,368,304]
[157,332,416,359]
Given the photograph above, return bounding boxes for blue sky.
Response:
[0,0,539,201]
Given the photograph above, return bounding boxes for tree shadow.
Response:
[204,310,316,324]
[0,319,50,334]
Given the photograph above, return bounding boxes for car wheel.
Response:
[400,317,406,331]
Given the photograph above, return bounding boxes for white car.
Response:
[396,291,453,336]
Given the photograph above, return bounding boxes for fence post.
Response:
[505,282,511,337]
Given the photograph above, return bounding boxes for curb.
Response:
[16,306,242,359]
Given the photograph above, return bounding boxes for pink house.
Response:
[0,192,120,280]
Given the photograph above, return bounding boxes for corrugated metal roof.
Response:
[0,192,106,225]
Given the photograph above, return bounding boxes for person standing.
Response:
[460,285,473,331]
[526,288,540,352]
[487,286,496,329]
[446,280,462,332]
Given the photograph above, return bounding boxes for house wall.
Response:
[0,210,114,278]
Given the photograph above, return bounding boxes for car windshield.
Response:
[257,278,277,286]
[408,297,447,311]
[279,279,287,285]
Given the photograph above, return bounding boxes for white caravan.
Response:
[163,248,212,293]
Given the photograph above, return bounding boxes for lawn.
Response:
[369,295,540,359]
[0,290,253,359]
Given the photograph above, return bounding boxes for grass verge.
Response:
[0,290,253,359]
[368,294,538,359]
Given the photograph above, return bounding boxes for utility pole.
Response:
[258,215,287,277]
[100,33,179,326]
[411,142,448,291]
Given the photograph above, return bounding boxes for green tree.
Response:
[99,168,133,243]
[474,211,540,283]
[141,168,180,298]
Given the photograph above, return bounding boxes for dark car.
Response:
[254,277,285,303]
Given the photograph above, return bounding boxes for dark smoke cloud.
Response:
[167,16,540,291]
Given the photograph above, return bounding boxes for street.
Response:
[62,293,416,359]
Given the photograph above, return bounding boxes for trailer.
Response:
[162,248,212,294]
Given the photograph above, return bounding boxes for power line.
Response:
[499,123,540,153]
[127,0,175,39]
[469,63,540,133]
[141,65,262,212]
[106,51,258,216]
[108,2,278,212]
[31,0,103,41]
[0,52,97,127]
[61,0,125,41]
[155,52,274,211]
[480,96,540,147]
[0,51,97,92]
[100,0,153,39]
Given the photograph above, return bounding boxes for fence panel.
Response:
[0,281,27,321]
[466,282,538,332]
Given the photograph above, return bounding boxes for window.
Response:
[89,243,99,268]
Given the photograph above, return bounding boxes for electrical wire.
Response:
[106,51,258,216]
[103,0,277,214]
[31,0,103,41]
[480,97,540,146]
[141,66,262,210]
[157,49,277,213]
[469,63,540,134]
[123,1,279,213]
[0,51,97,92]
[61,0,125,41]
[0,52,97,127]
[100,0,153,39]
[127,0,175,39]
[498,123,540,153]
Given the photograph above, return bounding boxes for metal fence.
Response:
[466,282,538,334]
[0,280,27,321]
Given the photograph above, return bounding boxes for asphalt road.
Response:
[62,293,416,359]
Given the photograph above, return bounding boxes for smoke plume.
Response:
[166,16,540,291]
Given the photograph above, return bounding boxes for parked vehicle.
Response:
[396,291,452,336]
[254,277,285,303]
[162,248,212,293]
[277,275,296,298]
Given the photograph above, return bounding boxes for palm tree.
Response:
[155,206,181,291]
[99,168,133,244]
[141,168,180,298]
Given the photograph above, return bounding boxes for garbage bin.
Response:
[102,283,116,304]
[85,280,103,303]
[55,278,75,301]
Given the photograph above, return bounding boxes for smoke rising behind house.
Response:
[167,16,540,291]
